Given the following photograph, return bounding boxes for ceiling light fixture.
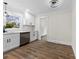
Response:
[3,2,9,17]
[49,0,63,8]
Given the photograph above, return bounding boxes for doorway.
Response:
[40,16,48,41]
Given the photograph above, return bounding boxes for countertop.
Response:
[3,30,30,35]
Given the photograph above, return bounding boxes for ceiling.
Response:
[4,0,72,15]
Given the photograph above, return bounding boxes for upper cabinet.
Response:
[23,11,35,26]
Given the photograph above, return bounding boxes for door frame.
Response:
[39,16,48,40]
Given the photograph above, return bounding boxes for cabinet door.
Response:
[3,35,11,52]
[8,34,20,50]
[23,13,35,25]
[3,34,20,52]
[3,37,8,52]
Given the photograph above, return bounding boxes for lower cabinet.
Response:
[3,33,20,52]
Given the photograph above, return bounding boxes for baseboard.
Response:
[72,47,76,57]
[30,39,38,43]
[47,40,72,46]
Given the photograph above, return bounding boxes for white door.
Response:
[40,16,48,40]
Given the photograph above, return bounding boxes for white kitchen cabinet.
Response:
[23,12,35,25]
[30,26,37,42]
[3,33,20,52]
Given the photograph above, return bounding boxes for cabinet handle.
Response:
[8,39,11,42]
[9,39,11,42]
[7,39,8,43]
[7,39,11,43]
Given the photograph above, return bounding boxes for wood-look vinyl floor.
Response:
[4,40,75,59]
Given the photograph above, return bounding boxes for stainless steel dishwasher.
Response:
[20,32,30,46]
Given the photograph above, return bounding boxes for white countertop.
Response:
[3,30,30,35]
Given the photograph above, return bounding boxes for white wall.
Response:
[72,0,76,55]
[48,10,72,45]
[35,10,72,45]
